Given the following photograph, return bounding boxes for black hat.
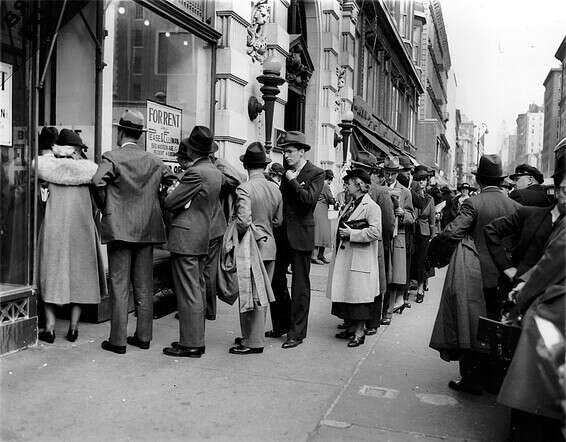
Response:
[399,156,414,170]
[240,141,271,166]
[113,109,147,132]
[269,162,285,176]
[412,165,429,180]
[553,147,566,179]
[278,131,311,151]
[440,186,452,194]
[56,128,87,150]
[344,168,371,184]
[509,164,544,184]
[177,126,218,158]
[472,154,506,178]
[39,127,58,150]
[324,169,334,180]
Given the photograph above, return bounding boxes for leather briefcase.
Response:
[477,316,522,361]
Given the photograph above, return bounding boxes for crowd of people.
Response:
[35,109,564,440]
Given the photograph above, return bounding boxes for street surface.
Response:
[1,265,508,441]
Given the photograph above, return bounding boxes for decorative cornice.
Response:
[216,73,248,87]
[216,10,251,28]
[279,0,291,7]
[214,136,246,145]
[266,44,290,58]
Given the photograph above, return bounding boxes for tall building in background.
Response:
[555,36,566,142]
[514,104,544,169]
[542,68,562,177]
[506,134,518,173]
[413,0,453,182]
[498,135,510,171]
[455,112,476,185]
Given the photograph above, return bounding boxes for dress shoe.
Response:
[229,345,263,355]
[101,340,126,354]
[282,338,303,349]
[127,335,150,349]
[163,346,203,358]
[347,335,365,347]
[66,328,78,342]
[311,258,324,265]
[448,379,483,395]
[39,330,55,344]
[265,330,287,338]
[335,330,354,339]
[365,327,378,336]
[319,257,331,264]
[415,293,424,303]
[170,342,205,353]
[336,322,348,329]
[234,337,243,345]
[404,301,412,309]
[380,318,391,326]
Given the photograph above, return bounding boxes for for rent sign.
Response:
[0,62,13,146]
[146,100,182,164]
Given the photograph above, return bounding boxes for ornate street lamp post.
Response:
[338,110,354,164]
[248,56,286,152]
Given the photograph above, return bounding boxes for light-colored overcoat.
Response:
[389,181,414,284]
[326,193,381,304]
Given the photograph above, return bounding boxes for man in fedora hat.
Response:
[229,142,282,355]
[92,109,176,354]
[429,154,519,395]
[381,156,415,322]
[162,126,225,358]
[267,130,324,349]
[509,164,552,207]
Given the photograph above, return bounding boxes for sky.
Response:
[441,0,566,153]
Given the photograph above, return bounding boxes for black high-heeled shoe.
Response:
[66,328,78,342]
[415,293,424,303]
[347,334,365,347]
[392,304,406,315]
[39,330,55,343]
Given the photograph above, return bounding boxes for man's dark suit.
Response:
[270,160,324,340]
[92,142,176,346]
[509,184,553,207]
[165,156,223,348]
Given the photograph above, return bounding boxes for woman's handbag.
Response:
[477,316,522,361]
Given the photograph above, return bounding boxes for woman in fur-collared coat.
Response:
[37,130,105,343]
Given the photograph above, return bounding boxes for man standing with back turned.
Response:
[92,110,176,354]
[267,131,324,349]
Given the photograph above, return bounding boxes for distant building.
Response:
[507,134,518,173]
[542,68,561,177]
[514,105,544,169]
[455,111,476,185]
[555,36,566,142]
[414,0,453,179]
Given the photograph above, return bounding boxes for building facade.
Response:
[555,36,566,143]
[514,104,544,170]
[455,111,476,185]
[541,68,562,177]
[413,0,452,179]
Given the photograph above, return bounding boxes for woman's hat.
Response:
[56,128,87,151]
[412,165,429,180]
[324,169,334,180]
[383,156,401,171]
[177,126,218,158]
[39,126,58,150]
[472,154,506,178]
[344,168,371,184]
[278,131,311,151]
[113,109,147,132]
[509,164,544,184]
[269,162,285,176]
[399,156,414,171]
[240,141,271,166]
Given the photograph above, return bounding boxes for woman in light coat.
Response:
[37,129,105,343]
[327,169,382,347]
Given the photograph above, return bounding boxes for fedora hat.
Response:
[472,154,506,178]
[509,164,544,184]
[383,156,401,171]
[177,126,218,158]
[56,128,87,150]
[344,168,371,184]
[278,131,311,151]
[324,169,334,180]
[412,165,429,180]
[399,156,414,170]
[240,141,271,166]
[113,109,147,132]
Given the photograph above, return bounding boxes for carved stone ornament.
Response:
[336,66,346,93]
[286,51,312,91]
[246,0,270,63]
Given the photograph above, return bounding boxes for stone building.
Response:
[514,104,544,170]
[555,36,566,143]
[455,111,476,185]
[541,68,562,177]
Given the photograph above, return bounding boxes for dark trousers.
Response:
[204,237,221,320]
[171,253,207,347]
[107,242,154,346]
[365,295,383,329]
[270,247,312,340]
[459,350,486,387]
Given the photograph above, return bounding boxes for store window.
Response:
[0,0,33,290]
[108,1,213,169]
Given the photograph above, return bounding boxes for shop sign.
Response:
[146,100,182,167]
[0,62,13,146]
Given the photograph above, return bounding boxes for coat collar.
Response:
[347,193,372,221]
[37,155,98,185]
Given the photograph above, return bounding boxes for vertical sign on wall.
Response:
[0,62,13,146]
[146,100,182,173]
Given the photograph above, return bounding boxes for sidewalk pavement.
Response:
[1,265,508,442]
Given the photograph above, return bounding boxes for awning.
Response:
[354,125,390,156]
